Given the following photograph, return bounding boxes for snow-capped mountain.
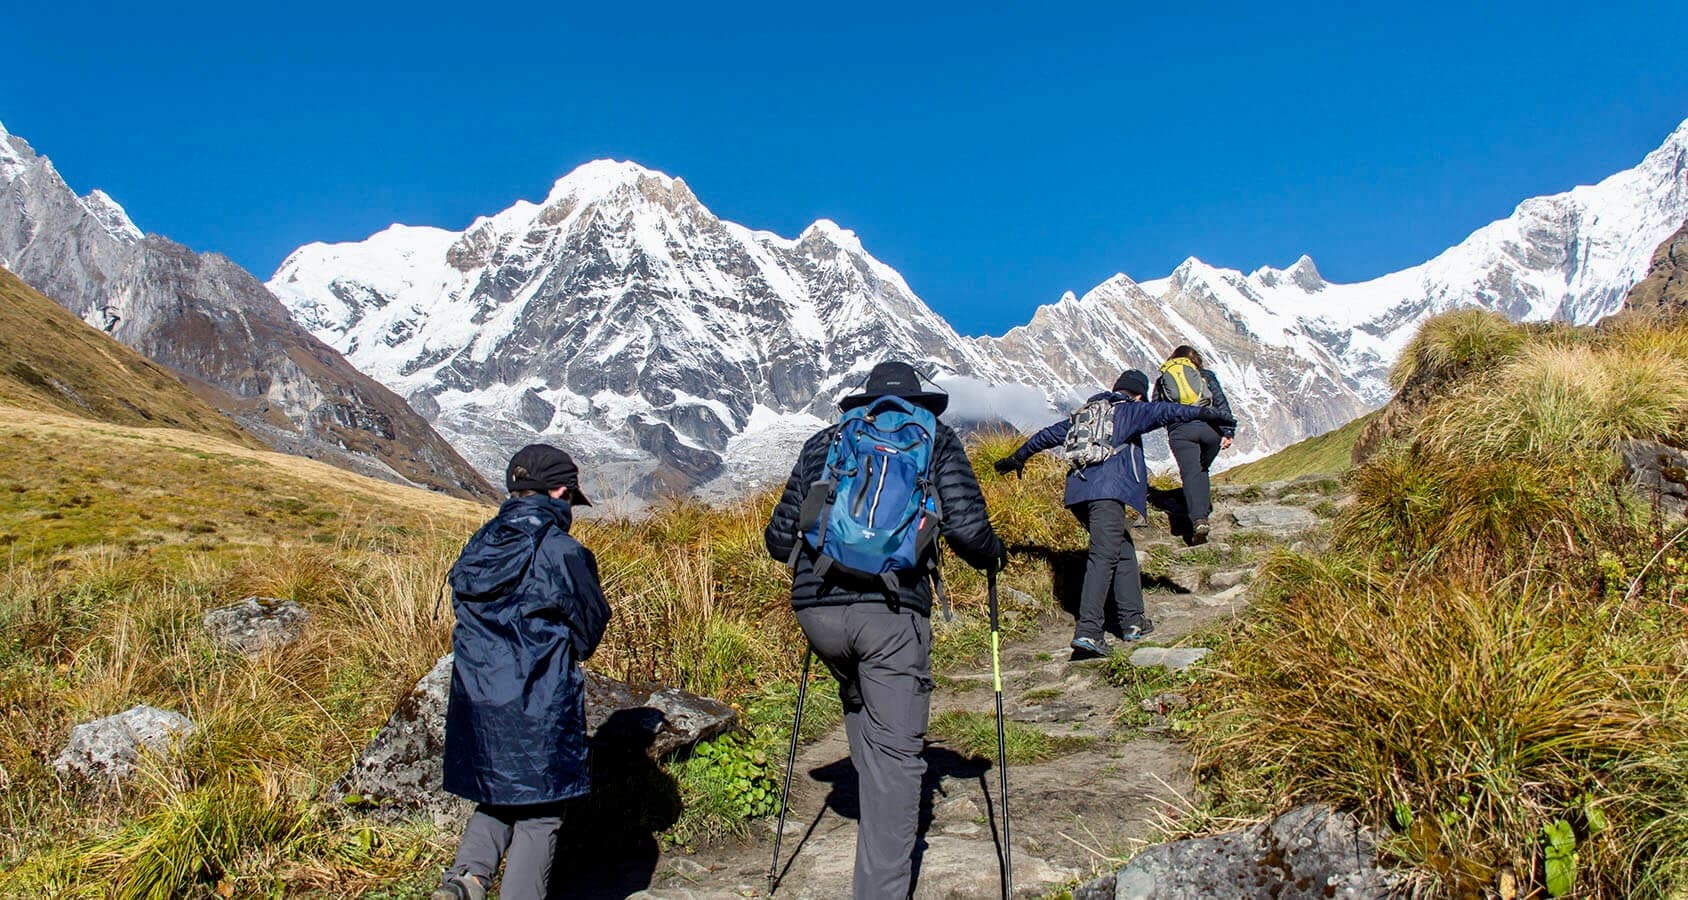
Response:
[270,162,1003,498]
[271,118,1688,501]
[0,120,497,501]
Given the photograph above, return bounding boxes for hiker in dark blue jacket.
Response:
[433,444,611,900]
[994,370,1234,657]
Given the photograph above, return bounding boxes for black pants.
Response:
[1074,500,1144,640]
[1168,421,1223,521]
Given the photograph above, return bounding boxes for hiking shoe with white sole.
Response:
[431,874,487,900]
[1070,635,1111,658]
[1121,619,1156,641]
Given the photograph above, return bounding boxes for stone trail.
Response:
[620,481,1329,900]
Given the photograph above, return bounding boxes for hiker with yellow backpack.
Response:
[1153,346,1237,545]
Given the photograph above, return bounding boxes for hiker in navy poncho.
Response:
[995,370,1234,657]
[433,444,610,900]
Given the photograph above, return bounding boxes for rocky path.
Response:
[611,476,1334,900]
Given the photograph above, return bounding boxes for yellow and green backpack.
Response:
[1156,357,1214,406]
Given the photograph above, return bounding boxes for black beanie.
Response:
[1113,370,1150,398]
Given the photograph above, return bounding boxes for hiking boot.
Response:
[1193,518,1211,537]
[432,874,488,900]
[1121,619,1156,641]
[1070,636,1110,659]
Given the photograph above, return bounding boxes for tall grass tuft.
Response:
[1390,308,1526,389]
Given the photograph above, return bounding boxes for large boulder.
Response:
[1076,804,1393,899]
[202,596,309,656]
[54,704,196,783]
[336,654,737,818]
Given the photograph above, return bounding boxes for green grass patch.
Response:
[1215,412,1375,485]
[928,710,1093,764]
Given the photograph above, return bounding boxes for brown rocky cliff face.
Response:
[1613,220,1688,322]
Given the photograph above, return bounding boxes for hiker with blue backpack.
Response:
[764,360,1007,900]
[993,370,1235,658]
[1152,345,1237,544]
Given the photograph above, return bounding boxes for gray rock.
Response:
[1229,504,1319,532]
[336,653,738,815]
[1074,873,1117,900]
[54,705,195,782]
[1621,439,1688,518]
[202,596,309,656]
[1208,569,1251,590]
[1139,692,1190,714]
[1128,647,1210,671]
[1112,804,1393,899]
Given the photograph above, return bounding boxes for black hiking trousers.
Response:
[1168,420,1223,522]
[1074,499,1145,641]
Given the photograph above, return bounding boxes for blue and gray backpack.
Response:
[789,395,945,597]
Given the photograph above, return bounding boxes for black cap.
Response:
[505,443,592,505]
[1113,369,1150,398]
[838,360,949,415]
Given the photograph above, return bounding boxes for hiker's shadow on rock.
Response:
[553,709,682,899]
[797,746,996,893]
[1148,485,1195,545]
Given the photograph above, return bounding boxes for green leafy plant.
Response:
[1543,819,1578,897]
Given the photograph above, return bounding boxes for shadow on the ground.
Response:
[553,709,683,898]
[778,745,1001,894]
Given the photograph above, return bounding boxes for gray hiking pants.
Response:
[1075,500,1145,640]
[796,603,934,900]
[447,802,565,900]
[1168,421,1223,522]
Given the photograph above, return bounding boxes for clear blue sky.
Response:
[3,1,1684,336]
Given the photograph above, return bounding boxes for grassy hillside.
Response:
[1213,411,1375,485]
[1193,310,1688,898]
[0,405,1083,897]
[0,267,257,447]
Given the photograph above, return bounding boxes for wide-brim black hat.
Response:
[838,360,949,415]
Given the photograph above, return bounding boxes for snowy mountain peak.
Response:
[0,119,34,181]
[1252,255,1324,291]
[542,158,679,206]
[79,189,142,244]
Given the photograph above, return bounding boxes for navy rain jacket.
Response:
[443,494,611,806]
[1004,393,1235,518]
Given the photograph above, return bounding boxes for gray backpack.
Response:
[1060,398,1118,471]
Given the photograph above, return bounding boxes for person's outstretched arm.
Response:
[994,418,1070,475]
[1116,401,1235,442]
[934,426,1007,571]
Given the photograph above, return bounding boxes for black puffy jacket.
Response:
[764,421,1005,616]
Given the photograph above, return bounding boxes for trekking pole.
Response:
[989,569,1013,899]
[768,646,813,895]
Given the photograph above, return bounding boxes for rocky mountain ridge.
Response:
[270,118,1688,501]
[0,120,498,501]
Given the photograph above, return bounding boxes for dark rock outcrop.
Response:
[1621,439,1688,520]
[335,654,737,818]
[1615,220,1688,323]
